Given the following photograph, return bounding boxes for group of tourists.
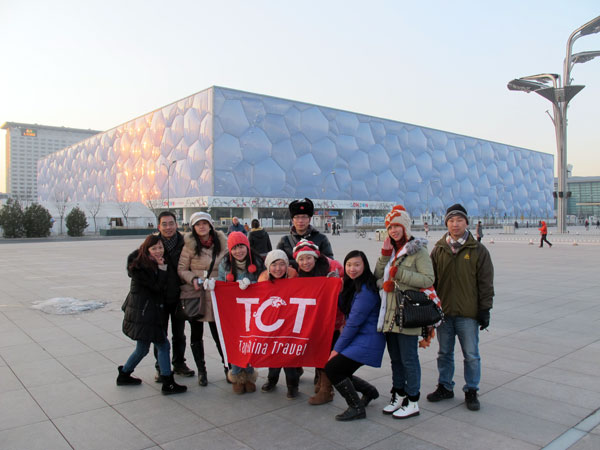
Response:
[116,197,495,423]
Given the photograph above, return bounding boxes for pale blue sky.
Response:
[1,0,599,192]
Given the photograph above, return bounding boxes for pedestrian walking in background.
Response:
[227,217,247,235]
[118,234,187,395]
[427,204,494,411]
[538,220,552,248]
[248,218,272,258]
[325,250,385,421]
[475,221,483,242]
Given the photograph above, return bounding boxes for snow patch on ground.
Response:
[32,297,106,314]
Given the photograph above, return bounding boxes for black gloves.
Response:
[477,309,490,330]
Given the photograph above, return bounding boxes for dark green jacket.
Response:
[431,232,494,319]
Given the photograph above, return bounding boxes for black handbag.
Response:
[395,289,443,328]
[181,296,206,320]
[179,250,217,321]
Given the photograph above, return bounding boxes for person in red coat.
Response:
[538,221,552,248]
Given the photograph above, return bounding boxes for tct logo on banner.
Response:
[211,277,342,369]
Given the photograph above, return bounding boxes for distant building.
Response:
[1,122,100,201]
[38,86,554,226]
[554,176,600,220]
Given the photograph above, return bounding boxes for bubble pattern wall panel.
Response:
[38,89,213,203]
[212,87,553,216]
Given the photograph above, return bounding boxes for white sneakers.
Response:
[382,391,404,414]
[392,397,420,419]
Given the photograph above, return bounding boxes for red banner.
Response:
[211,277,342,368]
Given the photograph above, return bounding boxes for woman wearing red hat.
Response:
[217,231,265,394]
[293,239,344,405]
[374,205,435,420]
[178,212,228,386]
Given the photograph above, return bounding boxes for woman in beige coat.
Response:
[178,212,228,386]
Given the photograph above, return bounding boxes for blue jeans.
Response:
[436,316,480,392]
[386,333,420,397]
[124,339,171,376]
[231,364,254,375]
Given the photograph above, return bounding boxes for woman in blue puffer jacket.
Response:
[324,250,386,421]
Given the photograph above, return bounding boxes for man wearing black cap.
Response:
[277,198,334,261]
[426,203,494,412]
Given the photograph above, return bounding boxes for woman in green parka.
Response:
[374,205,434,420]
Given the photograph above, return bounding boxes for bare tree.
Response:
[86,199,103,233]
[54,191,68,235]
[118,201,131,227]
[145,198,162,223]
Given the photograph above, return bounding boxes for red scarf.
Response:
[199,236,213,249]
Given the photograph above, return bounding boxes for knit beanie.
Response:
[190,211,214,228]
[384,205,412,239]
[292,239,320,260]
[226,232,256,281]
[264,249,289,270]
[444,203,469,225]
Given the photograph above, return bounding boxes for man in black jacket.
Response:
[153,211,194,379]
[277,198,334,261]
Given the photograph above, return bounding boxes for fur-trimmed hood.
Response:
[404,237,428,256]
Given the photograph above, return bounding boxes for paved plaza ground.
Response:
[1,227,600,450]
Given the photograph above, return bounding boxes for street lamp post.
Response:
[507,15,600,234]
[426,178,441,222]
[312,170,336,225]
[162,160,178,209]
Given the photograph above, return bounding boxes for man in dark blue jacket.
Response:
[227,217,246,235]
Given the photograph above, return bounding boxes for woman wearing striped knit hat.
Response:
[293,239,344,406]
[374,205,435,419]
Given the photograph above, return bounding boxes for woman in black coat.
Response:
[248,218,272,258]
[117,234,186,395]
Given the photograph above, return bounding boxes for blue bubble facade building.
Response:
[38,86,554,223]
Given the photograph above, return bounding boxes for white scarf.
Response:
[376,245,408,331]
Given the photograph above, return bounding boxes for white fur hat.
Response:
[190,211,214,228]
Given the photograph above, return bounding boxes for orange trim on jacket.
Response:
[257,267,298,282]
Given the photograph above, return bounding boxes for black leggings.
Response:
[324,353,362,385]
[540,234,552,247]
[267,367,300,386]
[190,320,224,364]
